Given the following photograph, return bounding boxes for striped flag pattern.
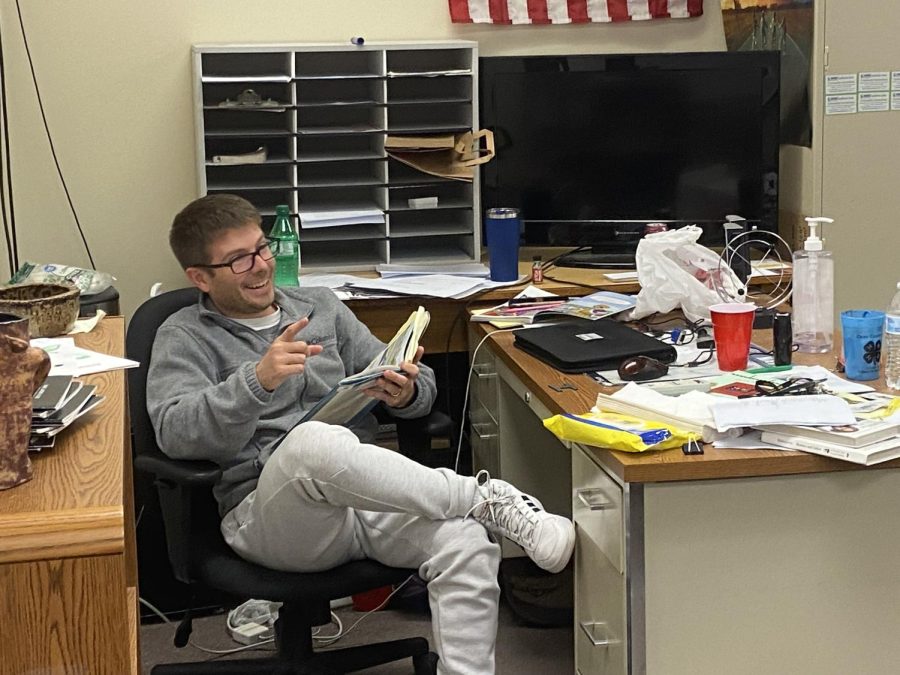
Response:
[449,0,703,24]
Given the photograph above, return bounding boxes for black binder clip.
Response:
[681,438,704,455]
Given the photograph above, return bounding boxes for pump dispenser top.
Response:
[802,216,833,252]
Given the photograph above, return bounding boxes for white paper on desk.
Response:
[299,273,368,289]
[31,337,139,377]
[67,310,106,334]
[609,383,721,431]
[711,394,855,432]
[347,275,485,298]
[451,276,530,298]
[712,429,799,451]
[604,271,639,281]
[512,284,560,299]
[377,263,490,278]
[784,365,876,394]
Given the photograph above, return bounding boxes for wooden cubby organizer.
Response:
[192,41,481,271]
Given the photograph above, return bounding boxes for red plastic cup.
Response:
[352,585,393,612]
[709,302,756,371]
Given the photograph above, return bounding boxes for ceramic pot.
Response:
[0,313,51,489]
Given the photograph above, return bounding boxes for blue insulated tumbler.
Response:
[485,208,521,282]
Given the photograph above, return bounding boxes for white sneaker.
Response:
[467,471,575,574]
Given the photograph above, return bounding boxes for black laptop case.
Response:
[513,318,677,373]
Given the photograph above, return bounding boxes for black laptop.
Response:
[513,318,677,373]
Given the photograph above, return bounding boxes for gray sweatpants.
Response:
[221,421,502,674]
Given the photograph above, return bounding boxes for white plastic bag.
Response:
[631,225,743,323]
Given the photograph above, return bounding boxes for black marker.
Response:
[507,296,569,307]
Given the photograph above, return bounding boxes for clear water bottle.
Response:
[269,205,299,287]
[885,281,900,390]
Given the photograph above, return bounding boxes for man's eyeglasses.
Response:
[191,239,281,274]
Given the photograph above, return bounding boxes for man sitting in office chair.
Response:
[146,194,575,674]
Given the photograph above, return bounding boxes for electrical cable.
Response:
[0,14,16,273]
[540,272,598,292]
[13,0,96,269]
[314,574,416,648]
[454,325,520,474]
[138,596,276,656]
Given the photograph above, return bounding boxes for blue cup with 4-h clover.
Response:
[840,310,885,380]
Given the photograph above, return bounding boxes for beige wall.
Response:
[1,1,784,319]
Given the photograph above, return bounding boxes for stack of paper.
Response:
[31,337,139,377]
[376,263,490,278]
[298,203,385,229]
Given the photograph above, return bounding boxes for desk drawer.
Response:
[470,402,499,476]
[575,523,627,675]
[573,445,624,573]
[471,350,498,414]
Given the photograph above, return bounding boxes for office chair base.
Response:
[150,636,435,674]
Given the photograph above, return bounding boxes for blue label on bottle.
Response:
[886,315,900,334]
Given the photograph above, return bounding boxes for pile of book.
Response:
[30,375,104,451]
[758,416,900,466]
[471,290,637,326]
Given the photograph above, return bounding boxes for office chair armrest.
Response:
[134,453,221,486]
[420,409,453,439]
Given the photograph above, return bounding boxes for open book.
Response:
[300,306,430,426]
[471,290,636,326]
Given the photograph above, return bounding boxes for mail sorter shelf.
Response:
[193,41,481,271]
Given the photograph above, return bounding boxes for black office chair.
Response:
[127,287,437,674]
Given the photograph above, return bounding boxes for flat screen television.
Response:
[479,51,781,267]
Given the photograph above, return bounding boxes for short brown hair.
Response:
[169,194,262,269]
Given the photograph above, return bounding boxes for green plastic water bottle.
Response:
[269,205,299,287]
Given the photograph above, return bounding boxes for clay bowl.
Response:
[0,283,80,337]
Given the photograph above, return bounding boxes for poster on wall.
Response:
[721,0,814,147]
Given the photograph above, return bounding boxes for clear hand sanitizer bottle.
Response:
[792,216,834,353]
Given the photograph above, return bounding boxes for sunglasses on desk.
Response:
[753,377,826,397]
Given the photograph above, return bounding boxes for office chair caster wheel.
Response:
[413,651,439,674]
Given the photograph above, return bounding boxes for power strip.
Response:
[228,620,272,645]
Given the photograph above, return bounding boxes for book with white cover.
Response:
[760,430,900,466]
[299,306,430,426]
[757,418,899,448]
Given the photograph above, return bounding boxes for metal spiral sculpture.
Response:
[713,220,793,310]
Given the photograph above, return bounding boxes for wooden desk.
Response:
[347,255,788,354]
[0,318,139,675]
[346,260,639,353]
[468,323,900,675]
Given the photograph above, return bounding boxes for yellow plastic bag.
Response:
[543,410,695,453]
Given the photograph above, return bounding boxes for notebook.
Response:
[513,318,677,374]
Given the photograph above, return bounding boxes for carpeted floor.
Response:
[140,598,573,674]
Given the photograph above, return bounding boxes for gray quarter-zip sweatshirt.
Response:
[146,286,436,516]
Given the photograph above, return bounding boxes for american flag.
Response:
[449,0,703,24]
